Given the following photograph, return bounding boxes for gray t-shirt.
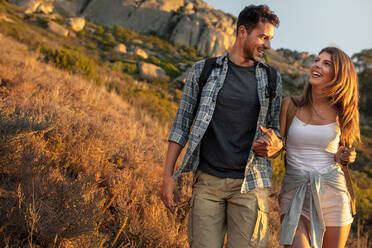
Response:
[198,59,260,179]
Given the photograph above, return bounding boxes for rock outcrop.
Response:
[114,43,127,54]
[138,62,167,79]
[7,0,236,56]
[82,0,235,56]
[65,17,85,32]
[132,47,148,59]
[48,20,69,36]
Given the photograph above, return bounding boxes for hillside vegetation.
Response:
[0,1,371,247]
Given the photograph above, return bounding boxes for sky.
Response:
[203,0,372,56]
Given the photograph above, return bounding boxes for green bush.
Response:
[95,26,105,35]
[113,24,139,42]
[162,61,181,78]
[110,62,137,74]
[41,45,99,79]
[148,56,180,78]
[145,35,176,53]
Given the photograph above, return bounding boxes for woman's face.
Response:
[309,51,335,88]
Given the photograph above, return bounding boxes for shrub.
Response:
[95,26,105,35]
[148,56,181,78]
[110,62,138,74]
[40,45,99,79]
[113,24,139,42]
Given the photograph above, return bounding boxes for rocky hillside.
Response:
[8,0,236,56]
[5,0,314,92]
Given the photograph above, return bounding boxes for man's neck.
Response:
[228,44,255,67]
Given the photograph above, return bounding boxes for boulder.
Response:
[22,0,41,14]
[133,47,148,59]
[8,0,89,16]
[114,43,127,54]
[38,1,54,14]
[0,14,15,23]
[9,0,54,14]
[48,21,69,36]
[132,39,143,45]
[65,17,85,32]
[138,62,166,79]
[54,0,87,17]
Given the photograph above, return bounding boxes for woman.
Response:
[278,47,359,248]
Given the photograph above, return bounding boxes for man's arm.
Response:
[252,71,283,158]
[161,62,201,211]
[160,141,183,212]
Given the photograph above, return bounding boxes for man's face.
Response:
[241,22,275,62]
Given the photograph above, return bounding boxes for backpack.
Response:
[195,57,278,122]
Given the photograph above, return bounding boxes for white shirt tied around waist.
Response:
[286,116,341,174]
[280,115,352,248]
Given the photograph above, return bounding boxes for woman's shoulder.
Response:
[282,96,298,110]
[282,96,300,107]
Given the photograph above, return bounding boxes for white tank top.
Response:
[286,116,340,174]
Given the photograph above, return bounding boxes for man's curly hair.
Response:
[237,5,279,35]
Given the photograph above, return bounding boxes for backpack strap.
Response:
[265,65,277,125]
[194,57,220,116]
[265,66,277,100]
[199,57,218,89]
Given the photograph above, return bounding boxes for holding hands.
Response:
[335,146,356,165]
[252,126,283,158]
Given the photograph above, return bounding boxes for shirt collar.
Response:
[218,52,270,68]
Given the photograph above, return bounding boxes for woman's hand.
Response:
[252,126,283,158]
[335,146,356,165]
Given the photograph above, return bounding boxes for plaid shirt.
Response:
[168,52,282,192]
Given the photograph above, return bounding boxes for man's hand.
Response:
[252,126,283,157]
[160,176,179,212]
[335,146,356,165]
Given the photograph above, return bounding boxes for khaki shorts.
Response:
[188,170,269,248]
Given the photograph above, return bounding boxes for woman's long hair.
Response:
[293,47,360,147]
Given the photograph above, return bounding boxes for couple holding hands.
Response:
[161,4,359,248]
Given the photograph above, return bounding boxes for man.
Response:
[160,5,283,248]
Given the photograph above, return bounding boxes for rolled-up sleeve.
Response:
[168,64,199,147]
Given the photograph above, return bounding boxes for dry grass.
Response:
[0,33,370,247]
[0,33,188,247]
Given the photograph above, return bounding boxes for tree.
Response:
[353,49,372,115]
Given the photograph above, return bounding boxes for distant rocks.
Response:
[0,13,15,23]
[65,17,85,32]
[48,21,69,36]
[114,43,127,54]
[173,69,189,83]
[8,0,87,16]
[132,48,148,59]
[7,0,236,56]
[53,0,87,17]
[138,62,167,80]
[8,0,54,14]
[277,48,315,68]
[82,0,235,56]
